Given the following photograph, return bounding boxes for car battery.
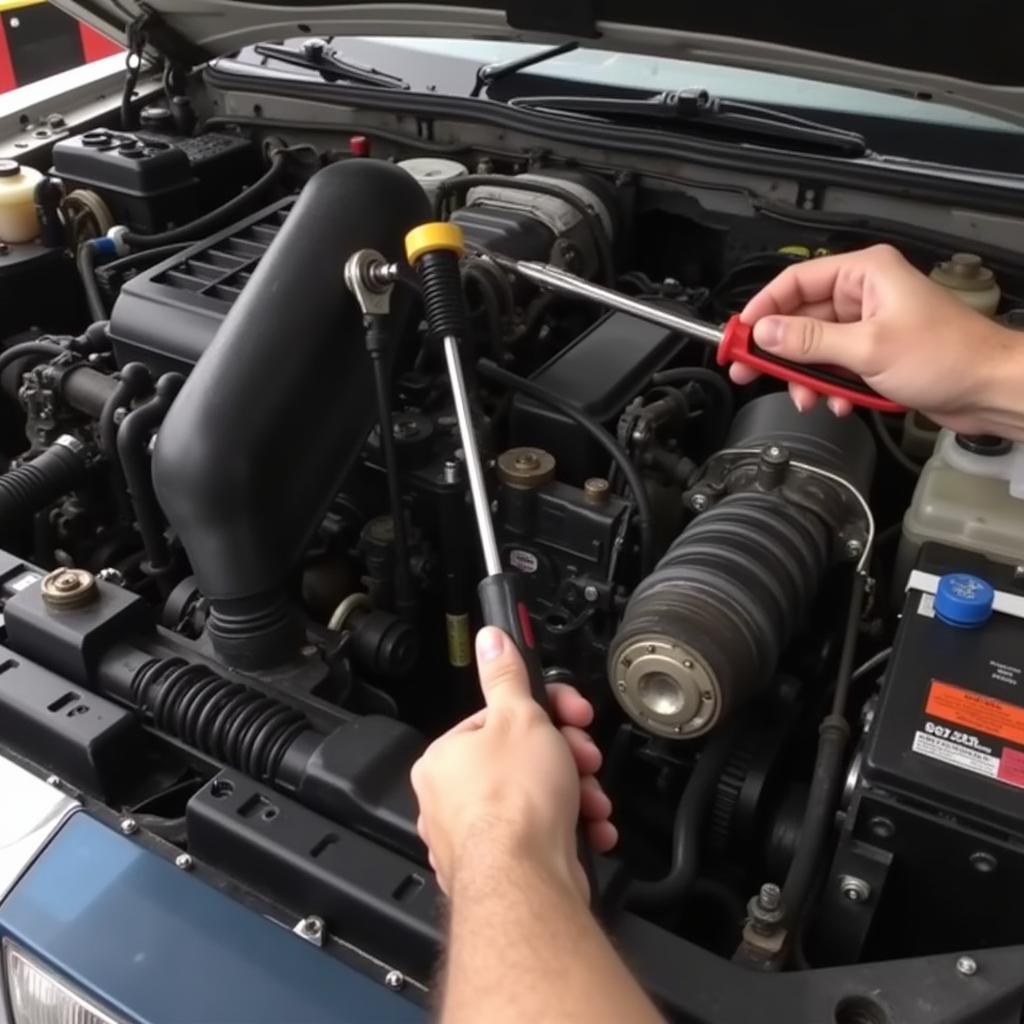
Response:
[863,542,1024,833]
[52,129,257,234]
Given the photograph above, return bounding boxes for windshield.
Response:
[219,36,1024,173]
[373,38,1021,134]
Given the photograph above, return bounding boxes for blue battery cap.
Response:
[934,572,995,628]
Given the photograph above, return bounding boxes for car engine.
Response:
[3,113,1024,1005]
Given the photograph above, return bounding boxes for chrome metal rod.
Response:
[443,334,502,577]
[514,261,724,346]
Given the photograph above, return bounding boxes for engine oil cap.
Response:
[934,572,995,628]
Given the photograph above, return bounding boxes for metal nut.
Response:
[583,584,599,603]
[384,969,405,991]
[845,538,865,559]
[119,817,138,835]
[689,492,709,512]
[294,915,326,946]
[175,853,193,871]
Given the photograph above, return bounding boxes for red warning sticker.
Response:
[926,681,1024,748]
[998,746,1024,789]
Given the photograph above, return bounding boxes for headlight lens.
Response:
[3,941,123,1024]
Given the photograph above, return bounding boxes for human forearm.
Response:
[441,839,662,1024]
[970,323,1024,442]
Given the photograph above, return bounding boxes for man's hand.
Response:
[411,626,616,901]
[732,244,1022,432]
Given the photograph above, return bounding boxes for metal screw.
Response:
[758,883,781,911]
[119,817,138,835]
[583,584,599,603]
[690,493,709,512]
[175,853,193,871]
[956,955,978,977]
[970,851,997,874]
[46,775,61,786]
[1015,565,1024,582]
[384,970,405,991]
[112,407,127,425]
[845,538,864,559]
[443,458,460,484]
[839,875,872,903]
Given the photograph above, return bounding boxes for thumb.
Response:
[476,627,531,709]
[753,316,874,374]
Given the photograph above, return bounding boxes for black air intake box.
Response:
[107,197,293,375]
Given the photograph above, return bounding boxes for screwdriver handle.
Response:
[477,572,549,710]
[717,315,904,413]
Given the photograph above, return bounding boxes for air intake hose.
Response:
[153,161,431,669]
[0,435,90,537]
[608,395,874,739]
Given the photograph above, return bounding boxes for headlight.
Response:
[3,941,123,1024]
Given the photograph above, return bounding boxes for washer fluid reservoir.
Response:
[0,160,42,244]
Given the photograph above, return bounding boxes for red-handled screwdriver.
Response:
[501,259,903,414]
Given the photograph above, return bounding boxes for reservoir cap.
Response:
[935,573,995,629]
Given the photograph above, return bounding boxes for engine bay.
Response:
[2,94,1024,1016]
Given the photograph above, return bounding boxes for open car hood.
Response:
[48,1,1024,129]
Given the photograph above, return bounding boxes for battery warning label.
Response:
[913,680,1024,791]
[926,681,1024,747]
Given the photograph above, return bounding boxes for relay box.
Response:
[863,543,1024,833]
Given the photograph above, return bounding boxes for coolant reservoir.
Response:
[397,158,468,206]
[0,160,42,244]
[899,430,1024,584]
[929,252,1001,316]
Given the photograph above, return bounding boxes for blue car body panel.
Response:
[0,812,424,1024]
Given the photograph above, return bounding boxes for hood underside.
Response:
[48,0,1024,127]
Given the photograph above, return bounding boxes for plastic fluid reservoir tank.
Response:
[898,429,1024,586]
[0,160,43,244]
[929,252,1001,317]
[397,158,467,206]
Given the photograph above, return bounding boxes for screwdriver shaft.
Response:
[443,334,502,577]
[513,261,724,346]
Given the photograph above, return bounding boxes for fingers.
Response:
[740,252,853,322]
[546,682,594,729]
[586,819,619,854]
[475,627,531,709]
[752,315,876,375]
[579,775,612,820]
[561,725,602,776]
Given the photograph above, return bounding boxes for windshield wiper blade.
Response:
[509,88,868,157]
[255,41,409,90]
[471,41,580,98]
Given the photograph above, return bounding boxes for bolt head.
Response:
[839,875,871,903]
[46,775,60,786]
[1015,565,1024,582]
[583,584,599,603]
[690,493,709,512]
[112,407,127,425]
[119,817,138,835]
[384,970,405,991]
[956,955,978,977]
[845,538,864,558]
[175,853,193,871]
[301,916,324,937]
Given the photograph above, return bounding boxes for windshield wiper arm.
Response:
[509,88,868,157]
[255,41,409,90]
[471,41,579,98]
